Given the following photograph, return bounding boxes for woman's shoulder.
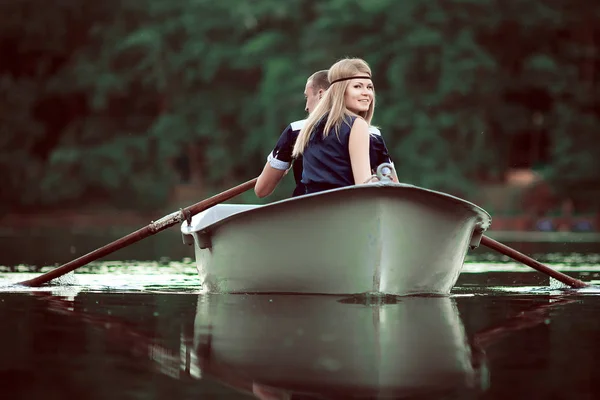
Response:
[344,114,379,132]
[349,116,369,130]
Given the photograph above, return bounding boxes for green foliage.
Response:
[0,0,598,211]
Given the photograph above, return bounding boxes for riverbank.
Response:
[0,209,157,230]
[486,230,600,243]
[1,210,599,244]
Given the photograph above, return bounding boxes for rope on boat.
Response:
[376,163,395,182]
[149,210,184,232]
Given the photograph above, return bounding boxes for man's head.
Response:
[304,70,330,113]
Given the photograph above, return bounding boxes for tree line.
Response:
[1,0,598,212]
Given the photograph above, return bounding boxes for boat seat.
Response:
[186,204,262,232]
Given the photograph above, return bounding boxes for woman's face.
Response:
[344,77,374,114]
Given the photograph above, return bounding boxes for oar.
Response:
[480,235,589,288]
[18,178,258,287]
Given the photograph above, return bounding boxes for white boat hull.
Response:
[181,183,491,295]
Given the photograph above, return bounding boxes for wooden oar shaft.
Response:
[18,227,152,287]
[481,235,588,288]
[18,178,257,287]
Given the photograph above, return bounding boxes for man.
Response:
[255,70,330,198]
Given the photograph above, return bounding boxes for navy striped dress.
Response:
[266,117,394,196]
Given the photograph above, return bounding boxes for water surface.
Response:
[1,258,600,399]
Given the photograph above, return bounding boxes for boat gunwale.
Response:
[181,183,492,236]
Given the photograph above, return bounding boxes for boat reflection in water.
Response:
[192,295,486,399]
[34,290,572,399]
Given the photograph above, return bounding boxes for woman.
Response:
[292,58,397,194]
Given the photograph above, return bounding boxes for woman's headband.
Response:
[330,75,372,84]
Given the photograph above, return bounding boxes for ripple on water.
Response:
[0,260,201,294]
[462,261,600,273]
[1,257,600,296]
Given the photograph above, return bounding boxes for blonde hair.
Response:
[293,58,375,157]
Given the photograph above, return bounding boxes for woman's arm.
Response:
[348,118,373,185]
[369,133,398,183]
[389,166,399,183]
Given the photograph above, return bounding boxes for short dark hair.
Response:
[308,70,330,91]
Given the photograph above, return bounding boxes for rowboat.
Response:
[180,181,491,296]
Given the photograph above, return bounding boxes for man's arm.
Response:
[255,163,288,198]
[255,123,300,198]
